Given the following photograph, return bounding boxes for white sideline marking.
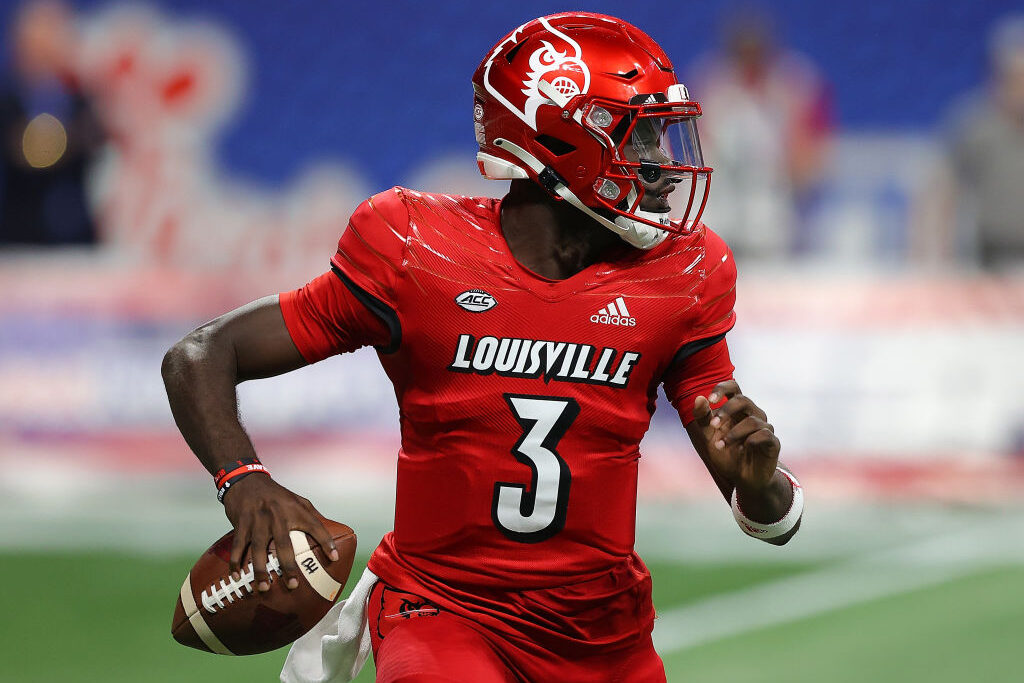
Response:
[652,515,1024,654]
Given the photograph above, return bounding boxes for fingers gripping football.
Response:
[693,381,780,491]
[223,475,339,591]
[172,516,356,655]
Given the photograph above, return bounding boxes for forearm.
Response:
[161,325,258,475]
[162,296,308,476]
[160,296,340,589]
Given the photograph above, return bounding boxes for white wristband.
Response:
[731,467,803,540]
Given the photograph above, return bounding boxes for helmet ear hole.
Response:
[534,134,577,156]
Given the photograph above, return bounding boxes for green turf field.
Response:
[1,551,1019,682]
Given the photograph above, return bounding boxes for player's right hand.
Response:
[221,474,340,593]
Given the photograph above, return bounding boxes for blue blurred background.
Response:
[0,0,1015,188]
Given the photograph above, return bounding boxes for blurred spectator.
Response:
[0,0,104,246]
[914,15,1024,270]
[688,6,833,260]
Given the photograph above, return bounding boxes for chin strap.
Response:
[489,138,668,250]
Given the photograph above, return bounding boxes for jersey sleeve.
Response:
[662,338,735,424]
[279,187,411,363]
[689,227,737,343]
[279,271,391,364]
[661,228,738,424]
[329,187,410,308]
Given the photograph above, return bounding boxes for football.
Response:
[171,517,356,655]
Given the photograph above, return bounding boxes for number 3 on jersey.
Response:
[492,394,580,543]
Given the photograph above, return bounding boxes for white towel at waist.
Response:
[280,567,378,683]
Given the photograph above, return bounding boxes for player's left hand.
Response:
[693,380,780,492]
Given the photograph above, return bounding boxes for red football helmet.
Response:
[472,12,712,249]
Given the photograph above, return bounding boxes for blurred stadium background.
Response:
[1,0,1022,681]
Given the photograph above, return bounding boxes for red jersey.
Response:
[280,187,735,651]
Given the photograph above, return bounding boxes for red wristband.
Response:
[213,458,269,503]
[216,465,270,503]
[214,462,269,490]
[213,457,263,488]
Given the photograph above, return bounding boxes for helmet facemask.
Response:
[582,86,712,248]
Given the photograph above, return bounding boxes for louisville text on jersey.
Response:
[447,334,641,388]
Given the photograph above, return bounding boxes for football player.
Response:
[163,12,803,682]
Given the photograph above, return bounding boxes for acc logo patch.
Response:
[455,289,497,312]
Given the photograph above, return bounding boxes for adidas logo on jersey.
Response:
[590,297,636,326]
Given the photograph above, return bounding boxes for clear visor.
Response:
[630,117,704,169]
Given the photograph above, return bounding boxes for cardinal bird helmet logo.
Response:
[482,16,591,131]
